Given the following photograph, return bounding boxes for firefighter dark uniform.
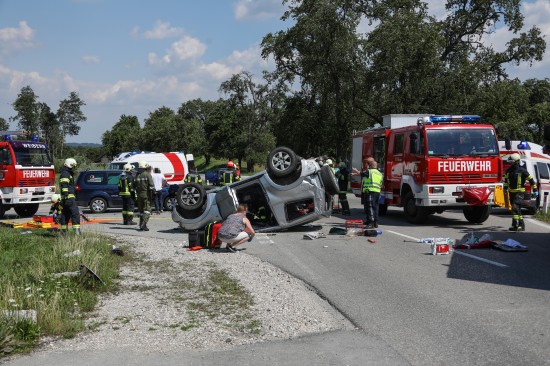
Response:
[360,161,383,228]
[504,154,538,231]
[219,168,239,185]
[135,162,155,231]
[184,173,202,184]
[49,197,62,224]
[336,162,351,215]
[118,166,137,225]
[59,158,81,234]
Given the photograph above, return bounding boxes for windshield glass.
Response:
[11,141,53,166]
[108,163,125,170]
[426,128,499,157]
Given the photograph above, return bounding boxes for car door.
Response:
[106,171,123,207]
[215,186,238,219]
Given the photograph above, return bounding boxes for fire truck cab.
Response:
[351,115,503,224]
[0,132,56,218]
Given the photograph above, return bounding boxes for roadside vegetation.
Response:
[535,210,550,224]
[0,227,123,357]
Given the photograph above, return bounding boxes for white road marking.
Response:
[254,233,275,244]
[386,230,508,268]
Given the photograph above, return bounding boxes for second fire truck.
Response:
[351,114,503,224]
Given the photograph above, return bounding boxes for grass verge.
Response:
[0,227,123,358]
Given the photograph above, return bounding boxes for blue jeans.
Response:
[154,190,163,212]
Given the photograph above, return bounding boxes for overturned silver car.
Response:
[171,146,339,232]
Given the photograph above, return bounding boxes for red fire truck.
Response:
[351,115,503,224]
[0,132,56,218]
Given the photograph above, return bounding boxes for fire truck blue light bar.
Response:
[428,115,481,123]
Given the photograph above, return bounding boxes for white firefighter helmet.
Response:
[51,194,61,203]
[64,158,77,168]
[138,160,148,168]
[508,153,521,163]
[325,159,333,166]
[123,163,133,171]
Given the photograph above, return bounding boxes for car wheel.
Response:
[0,203,5,219]
[164,196,175,211]
[176,182,206,211]
[89,197,108,213]
[267,146,298,178]
[13,203,39,217]
[463,205,491,223]
[403,192,429,224]
[320,165,339,195]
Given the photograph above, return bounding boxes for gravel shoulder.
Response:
[32,234,353,354]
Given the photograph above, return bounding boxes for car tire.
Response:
[463,205,491,223]
[164,196,174,211]
[176,183,206,211]
[0,203,5,219]
[13,203,39,217]
[89,197,108,213]
[267,146,299,178]
[320,165,339,195]
[403,191,429,224]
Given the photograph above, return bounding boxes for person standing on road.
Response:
[135,161,155,231]
[118,163,137,225]
[217,204,255,253]
[184,167,203,184]
[220,160,240,186]
[152,167,166,214]
[335,161,351,215]
[59,158,81,235]
[352,157,383,228]
[504,153,538,231]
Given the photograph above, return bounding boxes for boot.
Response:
[508,219,518,231]
[122,214,128,225]
[517,219,525,232]
[373,221,378,228]
[127,215,137,225]
[138,216,144,231]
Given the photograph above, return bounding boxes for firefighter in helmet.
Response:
[135,160,155,231]
[184,166,203,184]
[59,158,81,235]
[220,160,240,186]
[118,163,137,225]
[504,153,538,231]
[49,194,63,224]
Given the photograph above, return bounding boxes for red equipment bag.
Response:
[204,221,223,249]
[462,187,491,206]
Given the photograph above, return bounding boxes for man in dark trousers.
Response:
[336,161,351,215]
[504,153,538,231]
[59,158,81,235]
[352,157,383,228]
[135,161,155,231]
[118,163,137,225]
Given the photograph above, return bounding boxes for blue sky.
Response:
[1,0,549,144]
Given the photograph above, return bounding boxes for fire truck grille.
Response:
[19,179,52,187]
[431,174,482,183]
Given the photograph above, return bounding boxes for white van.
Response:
[107,151,194,185]
[499,140,550,213]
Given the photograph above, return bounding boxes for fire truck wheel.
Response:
[0,203,6,219]
[267,146,298,178]
[403,192,429,224]
[13,203,40,218]
[463,205,491,223]
[176,183,206,212]
[379,203,388,216]
[320,165,339,195]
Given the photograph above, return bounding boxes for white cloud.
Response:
[0,21,35,57]
[148,35,207,65]
[143,20,185,40]
[82,55,100,64]
[199,62,241,80]
[234,0,283,21]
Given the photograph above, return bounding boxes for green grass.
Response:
[534,210,550,224]
[0,227,123,357]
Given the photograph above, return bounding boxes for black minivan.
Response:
[75,170,124,213]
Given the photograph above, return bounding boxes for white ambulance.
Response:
[499,140,550,214]
[107,151,195,185]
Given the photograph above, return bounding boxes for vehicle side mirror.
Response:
[543,145,550,155]
[505,137,511,150]
[0,149,9,164]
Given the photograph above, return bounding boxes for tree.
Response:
[219,71,278,170]
[38,103,63,159]
[141,107,179,152]
[10,85,41,138]
[57,91,87,156]
[177,99,215,163]
[0,117,9,131]
[101,115,141,159]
